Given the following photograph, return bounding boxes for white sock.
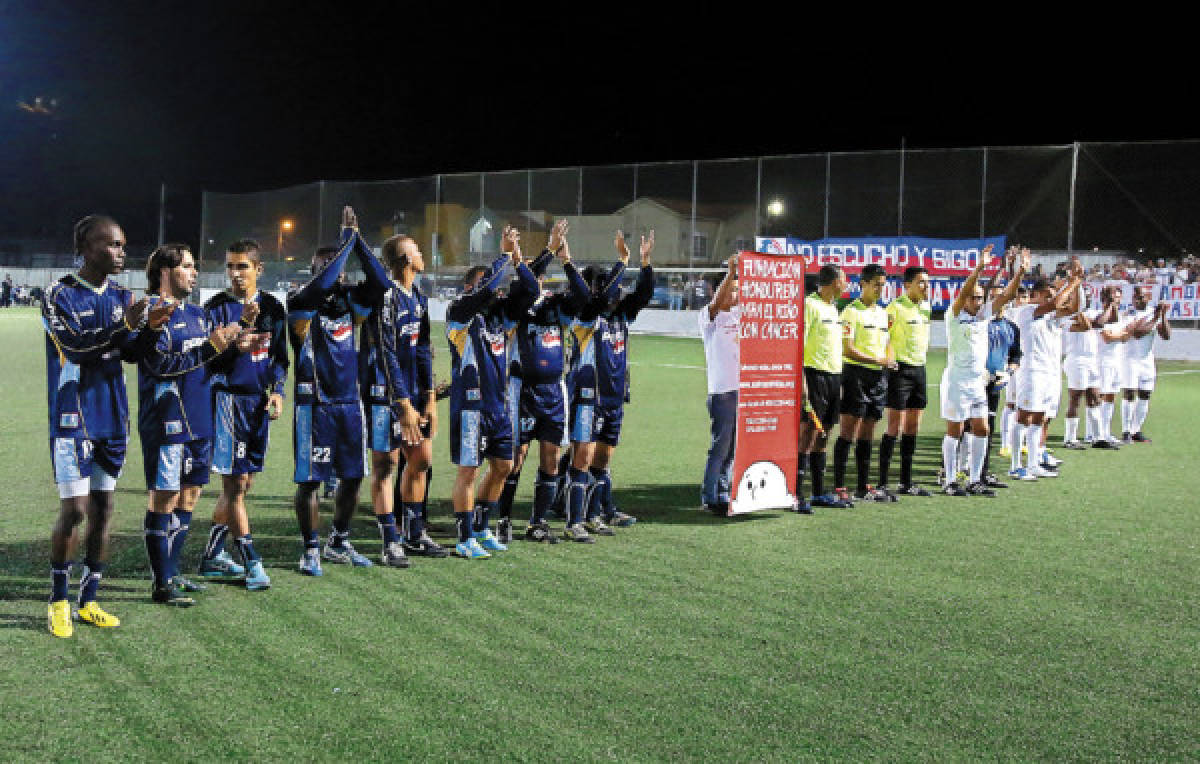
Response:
[1027,424,1043,466]
[1085,406,1098,441]
[942,435,959,486]
[1135,398,1149,432]
[957,433,970,473]
[999,408,1013,449]
[967,433,988,483]
[1101,401,1114,441]
[1011,424,1026,470]
[1121,398,1134,435]
[1064,417,1079,444]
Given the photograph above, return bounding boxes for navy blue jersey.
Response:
[286,227,392,405]
[569,264,652,407]
[986,317,1022,375]
[204,290,289,397]
[361,282,433,405]
[508,251,590,384]
[42,274,142,440]
[446,255,537,413]
[137,300,221,443]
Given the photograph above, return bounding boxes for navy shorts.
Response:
[50,435,126,487]
[570,399,623,446]
[212,391,271,475]
[293,401,367,483]
[513,377,568,447]
[368,398,426,453]
[450,405,514,467]
[142,436,212,491]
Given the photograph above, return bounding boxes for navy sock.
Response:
[304,530,320,550]
[168,509,192,580]
[498,470,520,519]
[879,434,897,488]
[900,434,917,486]
[588,467,612,520]
[833,437,852,488]
[375,512,399,545]
[50,561,71,603]
[203,523,229,560]
[235,534,261,564]
[403,502,424,541]
[532,470,557,524]
[795,463,807,502]
[810,451,827,497]
[78,560,104,606]
[473,500,497,533]
[855,438,872,493]
[454,511,473,543]
[144,512,171,588]
[567,467,592,526]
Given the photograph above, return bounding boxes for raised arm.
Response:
[991,247,1028,316]
[288,229,353,313]
[707,254,738,320]
[1156,302,1172,340]
[952,243,994,316]
[616,229,655,319]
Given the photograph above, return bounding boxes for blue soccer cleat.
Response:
[604,510,637,527]
[455,538,492,559]
[244,560,271,591]
[472,529,508,552]
[298,548,324,576]
[198,549,246,579]
[323,540,373,567]
[811,493,851,509]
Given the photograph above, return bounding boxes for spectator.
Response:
[1154,258,1175,285]
[669,274,683,311]
[699,255,740,515]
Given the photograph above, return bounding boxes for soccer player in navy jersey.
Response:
[564,229,654,541]
[198,239,287,591]
[287,206,393,576]
[138,244,243,606]
[362,233,446,566]
[485,220,589,544]
[43,215,171,636]
[445,226,537,558]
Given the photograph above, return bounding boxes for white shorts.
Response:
[1098,361,1124,395]
[1045,374,1062,419]
[1123,360,1156,392]
[940,370,988,422]
[1017,370,1057,414]
[1004,367,1022,408]
[1065,358,1100,391]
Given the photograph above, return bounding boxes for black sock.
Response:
[144,512,170,589]
[566,467,592,526]
[472,500,490,532]
[235,534,261,564]
[854,439,872,493]
[77,560,104,606]
[795,462,807,501]
[168,509,192,580]
[532,470,557,524]
[983,414,996,476]
[900,434,917,486]
[810,451,827,497]
[50,561,71,603]
[587,467,611,520]
[203,523,229,560]
[498,470,520,520]
[403,502,424,541]
[833,437,852,488]
[454,511,473,543]
[879,434,896,487]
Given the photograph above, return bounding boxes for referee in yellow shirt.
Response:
[799,265,852,511]
[879,266,933,496]
[834,264,897,503]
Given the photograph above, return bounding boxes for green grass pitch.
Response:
[1,305,1198,760]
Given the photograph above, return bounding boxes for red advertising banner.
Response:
[729,252,805,515]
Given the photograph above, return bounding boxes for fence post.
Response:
[1067,141,1080,252]
[823,152,831,238]
[979,147,988,238]
[897,138,906,236]
[317,180,326,247]
[689,160,698,307]
[755,157,762,239]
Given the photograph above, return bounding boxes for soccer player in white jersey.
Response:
[1119,286,1170,442]
[1093,285,1127,449]
[1062,285,1100,449]
[998,286,1028,459]
[1009,265,1083,480]
[940,245,1024,497]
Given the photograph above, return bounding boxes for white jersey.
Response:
[1097,313,1128,366]
[944,302,992,378]
[1063,309,1100,362]
[1124,308,1158,364]
[1012,304,1065,376]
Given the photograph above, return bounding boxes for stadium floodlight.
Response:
[278,219,295,260]
[766,199,784,217]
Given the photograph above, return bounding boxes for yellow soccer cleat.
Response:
[48,599,73,638]
[76,601,120,629]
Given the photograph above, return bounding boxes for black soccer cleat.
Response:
[982,473,1008,489]
[898,483,932,497]
[943,482,968,497]
[497,518,513,544]
[1092,439,1119,450]
[1132,431,1151,443]
[524,521,560,544]
[151,584,195,607]
[403,534,450,558]
[965,481,996,497]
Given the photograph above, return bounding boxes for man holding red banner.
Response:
[700,255,739,516]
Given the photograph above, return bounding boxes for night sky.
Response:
[0,3,1185,250]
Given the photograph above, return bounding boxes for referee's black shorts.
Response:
[803,367,841,433]
[885,362,927,411]
[840,363,886,421]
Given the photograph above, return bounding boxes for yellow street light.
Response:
[278,219,295,260]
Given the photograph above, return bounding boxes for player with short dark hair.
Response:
[362,233,446,566]
[138,243,243,606]
[287,206,393,575]
[880,265,932,497]
[197,238,287,590]
[565,229,654,540]
[445,226,535,557]
[43,215,167,635]
[834,263,896,503]
[1119,286,1170,442]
